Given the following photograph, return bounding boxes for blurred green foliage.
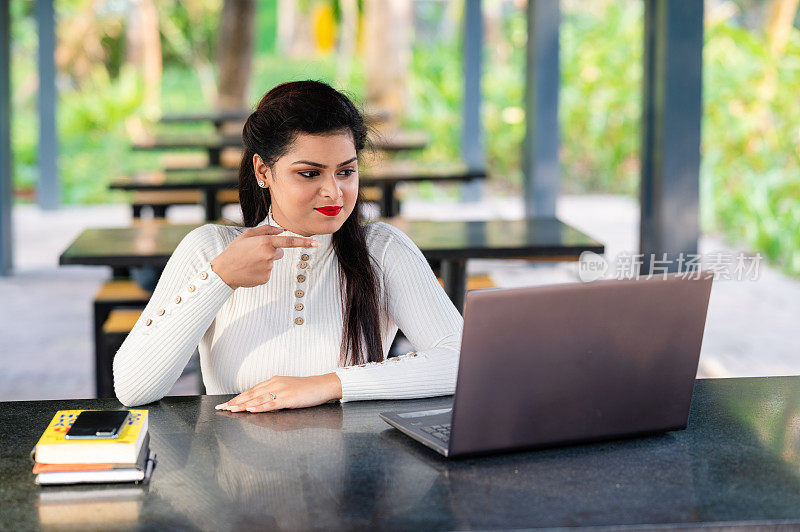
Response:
[255,0,278,55]
[702,17,800,275]
[560,1,642,194]
[406,1,800,276]
[57,66,145,204]
[406,1,643,196]
[7,0,800,275]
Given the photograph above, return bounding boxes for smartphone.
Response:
[64,410,130,439]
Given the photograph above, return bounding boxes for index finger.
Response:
[243,224,285,237]
[268,235,321,249]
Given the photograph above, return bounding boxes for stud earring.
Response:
[257,180,265,187]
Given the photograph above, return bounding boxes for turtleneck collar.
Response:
[255,204,335,252]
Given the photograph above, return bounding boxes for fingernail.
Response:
[311,241,321,247]
[214,404,223,410]
[246,407,255,412]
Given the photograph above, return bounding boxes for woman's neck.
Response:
[269,205,314,237]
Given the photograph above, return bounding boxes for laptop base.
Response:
[379,407,452,456]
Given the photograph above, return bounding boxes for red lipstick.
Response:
[314,206,342,217]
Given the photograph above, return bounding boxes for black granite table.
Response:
[356,161,487,217]
[131,130,429,166]
[110,168,238,222]
[109,162,487,219]
[58,217,604,312]
[4,377,800,530]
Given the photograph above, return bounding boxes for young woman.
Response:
[113,80,463,410]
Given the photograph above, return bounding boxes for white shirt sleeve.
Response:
[334,224,464,402]
[113,225,235,406]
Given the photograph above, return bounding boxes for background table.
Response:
[4,377,800,530]
[110,168,238,222]
[109,162,487,219]
[59,217,604,311]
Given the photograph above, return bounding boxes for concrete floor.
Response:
[1,194,799,401]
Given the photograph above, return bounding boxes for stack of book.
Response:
[31,409,155,485]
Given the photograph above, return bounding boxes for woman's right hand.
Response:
[210,224,321,290]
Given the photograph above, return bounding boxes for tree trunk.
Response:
[217,0,256,111]
[364,0,412,128]
[126,0,162,120]
[766,0,800,56]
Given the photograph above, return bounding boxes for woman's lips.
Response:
[314,206,342,217]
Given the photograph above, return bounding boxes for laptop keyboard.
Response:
[421,423,451,442]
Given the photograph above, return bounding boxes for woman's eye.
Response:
[298,168,355,178]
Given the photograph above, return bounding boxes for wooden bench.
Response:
[100,308,144,399]
[130,190,239,220]
[99,307,204,398]
[132,190,203,218]
[93,281,151,397]
[160,153,210,169]
[102,308,144,334]
[464,274,496,291]
[216,188,239,206]
[361,185,406,205]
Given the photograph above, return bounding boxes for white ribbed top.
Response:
[112,207,464,407]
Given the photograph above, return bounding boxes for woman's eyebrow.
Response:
[291,156,358,168]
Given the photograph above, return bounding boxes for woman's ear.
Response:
[253,154,271,188]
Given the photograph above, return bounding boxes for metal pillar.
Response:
[640,0,703,273]
[0,0,12,275]
[36,0,59,210]
[522,0,560,217]
[460,0,485,202]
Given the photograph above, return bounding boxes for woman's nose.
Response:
[320,173,342,198]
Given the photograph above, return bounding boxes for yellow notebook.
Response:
[32,410,149,465]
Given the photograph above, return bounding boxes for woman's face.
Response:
[254,130,358,237]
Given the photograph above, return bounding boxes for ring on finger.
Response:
[269,392,277,400]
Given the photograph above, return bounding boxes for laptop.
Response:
[379,272,713,458]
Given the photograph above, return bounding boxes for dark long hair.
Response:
[238,80,383,366]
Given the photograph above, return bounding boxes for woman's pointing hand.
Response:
[210,224,320,289]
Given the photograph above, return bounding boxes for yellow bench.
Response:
[95,279,151,302]
[102,308,144,334]
[100,306,204,397]
[132,190,204,218]
[217,188,239,205]
[93,281,152,398]
[436,274,496,291]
